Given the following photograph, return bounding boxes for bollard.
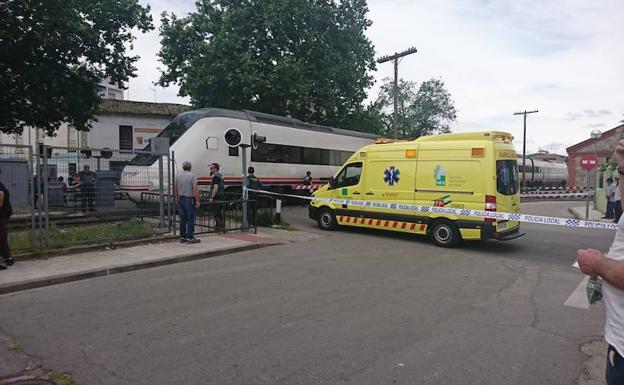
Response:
[275,199,282,224]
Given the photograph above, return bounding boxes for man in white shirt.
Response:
[605,177,618,219]
[578,140,624,384]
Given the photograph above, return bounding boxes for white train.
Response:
[517,156,568,187]
[120,108,378,198]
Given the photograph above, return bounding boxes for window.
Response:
[252,142,353,166]
[130,111,203,166]
[334,162,362,188]
[228,146,239,156]
[206,137,218,150]
[69,163,77,177]
[119,125,133,151]
[109,161,128,173]
[496,160,519,195]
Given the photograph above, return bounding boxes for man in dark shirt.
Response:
[243,166,263,227]
[0,179,14,270]
[209,163,225,230]
[78,165,96,212]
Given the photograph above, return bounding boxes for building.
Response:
[566,124,624,188]
[528,150,567,163]
[0,99,189,151]
[96,79,125,100]
[0,99,189,179]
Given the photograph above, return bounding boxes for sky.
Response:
[127,0,624,155]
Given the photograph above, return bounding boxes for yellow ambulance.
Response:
[308,131,524,247]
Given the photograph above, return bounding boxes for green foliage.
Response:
[0,0,153,135]
[48,370,75,385]
[376,77,457,139]
[158,0,376,130]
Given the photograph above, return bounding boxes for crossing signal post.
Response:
[224,129,266,231]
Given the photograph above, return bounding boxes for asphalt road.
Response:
[0,201,614,384]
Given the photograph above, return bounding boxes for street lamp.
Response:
[585,129,602,218]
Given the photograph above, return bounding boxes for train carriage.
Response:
[120,108,378,199]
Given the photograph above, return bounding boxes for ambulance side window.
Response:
[335,162,362,188]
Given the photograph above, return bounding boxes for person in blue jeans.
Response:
[175,161,200,243]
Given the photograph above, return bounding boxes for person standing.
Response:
[0,177,14,270]
[175,161,200,243]
[209,162,225,231]
[578,139,624,384]
[243,166,263,227]
[303,171,312,185]
[78,165,97,212]
[605,178,617,220]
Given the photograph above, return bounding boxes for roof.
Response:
[566,124,624,153]
[97,99,191,117]
[179,107,381,140]
[415,131,513,142]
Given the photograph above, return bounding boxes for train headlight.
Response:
[224,128,242,147]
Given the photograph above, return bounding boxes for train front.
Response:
[120,153,166,202]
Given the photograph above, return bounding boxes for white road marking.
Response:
[564,276,590,309]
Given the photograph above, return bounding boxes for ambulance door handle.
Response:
[353,191,361,195]
[366,192,374,195]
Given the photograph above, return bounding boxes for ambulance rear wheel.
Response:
[429,219,460,247]
[317,208,337,231]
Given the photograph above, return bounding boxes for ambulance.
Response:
[308,131,524,247]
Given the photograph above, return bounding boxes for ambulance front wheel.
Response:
[429,219,461,247]
[317,208,337,231]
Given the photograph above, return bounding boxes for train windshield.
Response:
[496,160,519,195]
[129,111,203,166]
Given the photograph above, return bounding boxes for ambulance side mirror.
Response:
[328,177,336,189]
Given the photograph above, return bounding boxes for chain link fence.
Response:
[0,144,260,256]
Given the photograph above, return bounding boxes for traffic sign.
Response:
[580,155,598,171]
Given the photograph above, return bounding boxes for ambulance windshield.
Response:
[496,160,519,195]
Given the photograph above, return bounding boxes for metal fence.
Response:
[0,143,263,255]
[0,143,177,255]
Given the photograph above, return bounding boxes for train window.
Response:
[252,142,353,166]
[228,146,239,156]
[129,112,203,166]
[206,137,218,150]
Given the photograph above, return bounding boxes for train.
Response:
[120,108,378,199]
[120,108,569,198]
[517,156,568,188]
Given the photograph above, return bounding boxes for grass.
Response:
[48,370,75,385]
[10,219,157,255]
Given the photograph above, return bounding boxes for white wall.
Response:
[87,114,171,151]
[0,114,173,152]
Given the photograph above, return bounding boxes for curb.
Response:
[569,207,581,219]
[0,242,275,295]
[14,234,179,261]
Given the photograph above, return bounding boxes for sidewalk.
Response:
[569,205,612,222]
[0,228,324,295]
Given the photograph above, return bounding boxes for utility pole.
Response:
[513,109,539,189]
[377,47,418,139]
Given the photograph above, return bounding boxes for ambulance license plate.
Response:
[497,221,508,231]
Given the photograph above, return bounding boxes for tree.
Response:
[157,0,376,130]
[376,77,457,139]
[0,0,153,136]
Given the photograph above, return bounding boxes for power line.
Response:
[378,47,418,139]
